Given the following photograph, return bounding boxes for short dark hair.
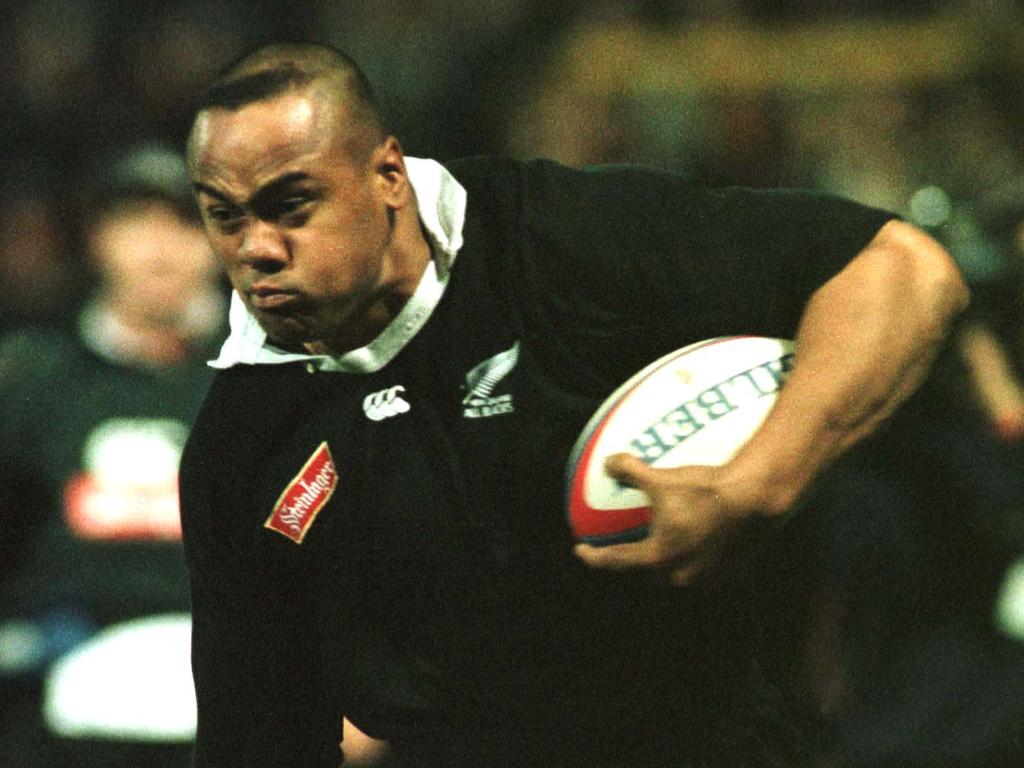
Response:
[87,142,197,222]
[194,42,382,133]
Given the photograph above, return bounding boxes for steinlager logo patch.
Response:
[265,442,338,543]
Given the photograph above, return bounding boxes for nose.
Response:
[237,220,288,273]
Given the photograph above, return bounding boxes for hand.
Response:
[573,453,777,586]
[993,406,1024,444]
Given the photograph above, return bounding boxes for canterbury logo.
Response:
[463,341,519,418]
[363,385,411,421]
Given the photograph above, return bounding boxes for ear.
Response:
[373,136,413,209]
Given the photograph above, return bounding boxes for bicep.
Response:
[800,219,968,351]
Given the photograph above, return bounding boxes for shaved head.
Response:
[184,41,427,357]
[188,42,385,165]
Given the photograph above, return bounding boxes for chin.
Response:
[257,316,313,352]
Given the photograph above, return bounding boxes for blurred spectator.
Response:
[773,150,1024,767]
[0,142,226,767]
[953,176,1024,443]
[786,88,916,211]
[315,0,573,160]
[0,166,86,334]
[777,357,1024,767]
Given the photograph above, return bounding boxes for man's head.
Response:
[190,43,385,165]
[187,42,427,355]
[86,143,219,330]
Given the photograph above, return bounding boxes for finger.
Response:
[669,561,706,587]
[604,453,658,490]
[574,540,665,572]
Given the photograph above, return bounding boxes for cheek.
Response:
[206,237,244,284]
[300,230,383,292]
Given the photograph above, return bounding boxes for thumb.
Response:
[604,452,657,490]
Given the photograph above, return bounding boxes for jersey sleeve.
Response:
[515,160,894,349]
[179,406,342,767]
[653,185,897,340]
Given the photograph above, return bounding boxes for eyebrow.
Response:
[193,171,314,207]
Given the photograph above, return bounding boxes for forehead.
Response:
[189,92,340,191]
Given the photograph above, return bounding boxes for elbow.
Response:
[924,248,970,333]
[879,219,970,331]
[928,240,971,322]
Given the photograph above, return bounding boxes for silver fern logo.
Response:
[462,341,519,418]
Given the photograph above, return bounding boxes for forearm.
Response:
[958,322,1024,421]
[575,220,968,581]
[720,219,969,516]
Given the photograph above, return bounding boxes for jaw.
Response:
[250,291,387,356]
[302,300,396,356]
[256,314,316,353]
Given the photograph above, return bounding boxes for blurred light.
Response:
[43,613,196,741]
[908,185,953,228]
[0,620,45,674]
[995,556,1024,641]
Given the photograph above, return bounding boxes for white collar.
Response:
[208,157,466,373]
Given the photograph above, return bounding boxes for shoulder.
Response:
[184,365,263,445]
[442,155,699,209]
[182,363,317,472]
[443,157,891,248]
[443,155,892,223]
[675,186,898,282]
[180,367,259,504]
[448,157,704,253]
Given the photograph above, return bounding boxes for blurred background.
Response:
[4,1,1024,766]
[2,0,1024,327]
[2,0,1024,331]
[2,0,1024,328]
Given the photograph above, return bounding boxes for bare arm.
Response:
[576,219,969,584]
[957,321,1024,443]
[716,218,968,513]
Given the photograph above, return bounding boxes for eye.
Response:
[280,195,309,213]
[205,205,244,232]
[277,195,314,226]
[206,204,240,222]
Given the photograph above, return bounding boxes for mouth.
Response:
[248,284,300,312]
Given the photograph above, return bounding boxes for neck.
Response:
[305,204,433,357]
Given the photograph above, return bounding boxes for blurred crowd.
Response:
[4,0,1024,331]
[3,0,1024,766]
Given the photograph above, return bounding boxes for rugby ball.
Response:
[566,336,795,546]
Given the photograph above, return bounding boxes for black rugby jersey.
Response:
[180,156,893,767]
[0,318,218,766]
[0,325,214,627]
